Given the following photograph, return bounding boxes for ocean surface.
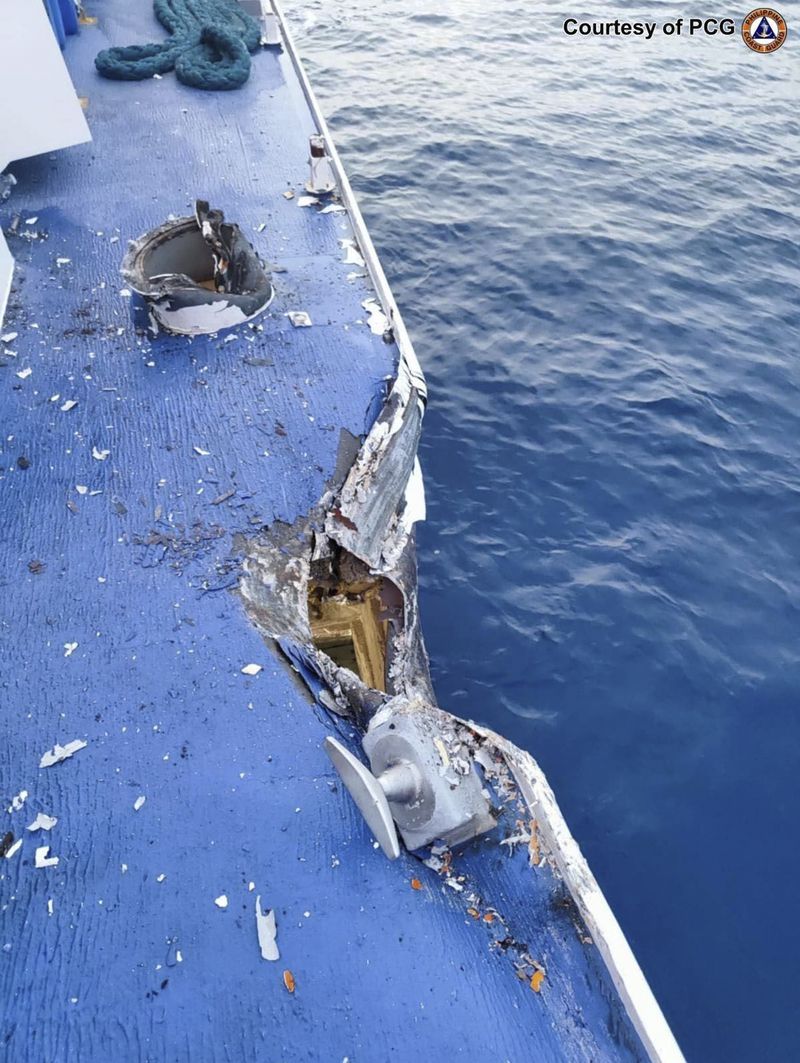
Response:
[291,4,800,1060]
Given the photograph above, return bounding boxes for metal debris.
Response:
[34,845,59,868]
[27,813,58,832]
[286,311,312,328]
[7,791,28,813]
[339,239,365,268]
[362,298,389,336]
[40,739,87,768]
[4,838,23,860]
[255,896,279,961]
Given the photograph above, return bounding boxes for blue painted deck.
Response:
[1,6,646,1060]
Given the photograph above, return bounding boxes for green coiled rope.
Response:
[95,0,262,91]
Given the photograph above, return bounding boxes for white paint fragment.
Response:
[340,239,365,268]
[63,642,78,657]
[56,257,71,266]
[193,446,211,456]
[39,738,87,768]
[133,795,146,812]
[297,195,319,208]
[47,898,54,916]
[282,189,295,200]
[7,790,28,813]
[35,845,59,868]
[255,896,279,961]
[214,895,228,909]
[16,367,32,380]
[91,447,110,461]
[25,218,38,226]
[1,332,18,343]
[156,873,166,883]
[60,399,78,412]
[75,485,88,495]
[240,663,262,676]
[4,839,23,860]
[176,950,183,963]
[119,288,132,297]
[248,881,255,892]
[319,203,346,214]
[362,298,390,336]
[27,813,58,832]
[286,311,312,328]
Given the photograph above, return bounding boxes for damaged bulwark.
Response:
[235,257,682,1063]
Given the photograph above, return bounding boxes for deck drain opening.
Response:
[307,548,403,693]
[122,200,273,336]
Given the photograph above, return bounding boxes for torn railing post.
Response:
[306,135,336,196]
[325,696,497,858]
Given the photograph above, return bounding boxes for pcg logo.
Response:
[741,8,787,52]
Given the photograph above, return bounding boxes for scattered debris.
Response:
[35,846,59,868]
[40,739,87,768]
[193,446,211,456]
[47,899,54,916]
[297,196,319,208]
[530,970,545,993]
[7,791,28,813]
[255,897,279,961]
[28,560,45,575]
[1,332,18,343]
[27,813,58,832]
[60,400,78,412]
[214,895,229,909]
[211,489,235,506]
[241,663,262,676]
[286,311,312,328]
[133,795,146,812]
[16,367,32,380]
[410,878,422,891]
[92,447,110,461]
[362,298,390,336]
[340,239,365,268]
[4,838,23,860]
[319,203,346,214]
[282,190,295,200]
[282,969,296,993]
[63,642,78,657]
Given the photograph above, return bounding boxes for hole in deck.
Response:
[307,549,402,693]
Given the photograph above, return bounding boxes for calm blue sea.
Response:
[294,4,800,1059]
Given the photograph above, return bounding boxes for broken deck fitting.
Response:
[325,696,496,858]
[306,135,336,195]
[122,200,274,335]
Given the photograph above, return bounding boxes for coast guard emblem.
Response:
[742,9,787,52]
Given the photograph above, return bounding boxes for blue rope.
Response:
[95,0,261,91]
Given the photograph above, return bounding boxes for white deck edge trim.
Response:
[266,0,425,399]
[481,726,686,1063]
[265,6,684,1061]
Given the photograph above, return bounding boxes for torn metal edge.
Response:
[249,5,685,1059]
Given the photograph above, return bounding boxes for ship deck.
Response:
[1,4,650,1060]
